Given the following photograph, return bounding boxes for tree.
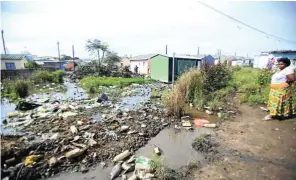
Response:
[100,42,109,60]
[104,51,120,66]
[25,61,39,69]
[85,39,101,62]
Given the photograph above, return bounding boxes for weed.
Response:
[35,70,66,83]
[151,154,166,180]
[14,80,29,98]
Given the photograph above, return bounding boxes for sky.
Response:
[1,0,296,59]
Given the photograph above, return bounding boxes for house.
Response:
[129,54,158,74]
[253,50,296,69]
[213,55,228,65]
[1,54,34,70]
[120,57,131,67]
[150,54,214,83]
[34,59,66,70]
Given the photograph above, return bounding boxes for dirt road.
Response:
[195,105,296,180]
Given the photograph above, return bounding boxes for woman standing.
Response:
[265,57,295,120]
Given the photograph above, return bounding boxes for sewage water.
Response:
[49,128,215,180]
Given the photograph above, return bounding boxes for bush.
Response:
[35,70,65,83]
[14,80,29,98]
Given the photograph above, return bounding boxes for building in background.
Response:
[1,54,33,70]
[129,54,158,74]
[253,50,296,69]
[150,54,214,83]
[120,57,131,67]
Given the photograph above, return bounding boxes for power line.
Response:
[197,1,296,44]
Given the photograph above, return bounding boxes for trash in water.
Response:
[203,124,217,128]
[194,118,209,128]
[15,101,42,111]
[113,150,131,162]
[24,155,42,166]
[110,163,122,180]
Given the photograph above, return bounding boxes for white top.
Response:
[271,67,294,84]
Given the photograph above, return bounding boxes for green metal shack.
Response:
[151,54,213,83]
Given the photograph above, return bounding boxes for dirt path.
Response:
[195,105,296,180]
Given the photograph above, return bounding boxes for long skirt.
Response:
[268,84,296,117]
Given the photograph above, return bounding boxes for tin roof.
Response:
[1,54,33,61]
[130,54,158,61]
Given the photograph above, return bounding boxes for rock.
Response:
[48,157,57,167]
[113,150,130,162]
[205,110,214,115]
[218,113,222,118]
[120,126,130,132]
[141,124,147,128]
[70,126,78,134]
[65,148,85,159]
[97,93,108,103]
[88,139,97,147]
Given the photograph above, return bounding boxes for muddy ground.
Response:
[194,104,296,180]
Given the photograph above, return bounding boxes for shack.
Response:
[150,54,214,83]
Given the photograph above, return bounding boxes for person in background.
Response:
[134,65,138,75]
[264,57,295,120]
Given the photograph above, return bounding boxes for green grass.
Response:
[34,70,66,84]
[80,76,154,93]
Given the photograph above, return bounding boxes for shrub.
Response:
[35,70,65,83]
[14,80,29,98]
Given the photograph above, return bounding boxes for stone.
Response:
[205,110,214,115]
[141,124,147,128]
[70,126,78,134]
[88,139,97,147]
[48,157,57,167]
[120,126,130,132]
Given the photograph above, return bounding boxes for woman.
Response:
[265,57,295,120]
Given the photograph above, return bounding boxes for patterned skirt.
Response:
[268,83,296,117]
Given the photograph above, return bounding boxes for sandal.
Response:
[263,115,273,121]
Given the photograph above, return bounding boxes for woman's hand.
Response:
[286,74,295,84]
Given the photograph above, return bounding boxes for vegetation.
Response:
[25,61,40,69]
[34,70,66,84]
[165,62,233,117]
[80,76,153,93]
[2,70,66,99]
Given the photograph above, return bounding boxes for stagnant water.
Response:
[49,128,215,180]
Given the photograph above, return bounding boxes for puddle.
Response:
[48,128,214,180]
[185,106,219,123]
[119,88,150,110]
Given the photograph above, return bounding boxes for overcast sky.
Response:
[1,0,296,59]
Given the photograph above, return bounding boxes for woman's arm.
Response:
[286,73,295,84]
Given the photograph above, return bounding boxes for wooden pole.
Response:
[1,30,7,54]
[172,52,175,85]
[72,45,75,72]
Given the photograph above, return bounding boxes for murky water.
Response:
[185,106,219,123]
[49,128,214,180]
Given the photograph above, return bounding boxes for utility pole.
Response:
[235,52,237,57]
[1,30,7,54]
[197,47,200,56]
[172,52,175,86]
[72,45,75,72]
[57,41,61,69]
[165,45,168,55]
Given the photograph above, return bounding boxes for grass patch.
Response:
[34,70,66,84]
[165,63,233,117]
[80,76,153,93]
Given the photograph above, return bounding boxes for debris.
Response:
[65,148,85,159]
[73,136,81,142]
[181,116,191,120]
[50,133,59,140]
[15,101,41,111]
[127,130,138,135]
[127,175,138,180]
[63,111,78,118]
[70,125,78,134]
[153,146,161,155]
[88,139,97,147]
[205,110,214,115]
[71,142,87,148]
[48,157,58,167]
[122,162,134,172]
[203,124,217,128]
[260,107,269,112]
[182,120,192,127]
[110,163,122,180]
[194,118,209,128]
[24,155,42,166]
[122,175,128,180]
[141,124,147,128]
[135,156,154,173]
[113,150,131,162]
[217,112,222,118]
[120,126,130,132]
[275,128,279,131]
[5,157,16,164]
[126,155,136,164]
[77,121,83,125]
[97,93,109,103]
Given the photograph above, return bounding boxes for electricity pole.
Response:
[165,45,168,55]
[57,41,61,69]
[172,52,175,85]
[197,47,200,56]
[1,30,7,54]
[72,45,75,72]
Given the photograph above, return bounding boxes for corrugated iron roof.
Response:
[130,54,158,61]
[1,54,31,60]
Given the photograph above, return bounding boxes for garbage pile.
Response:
[1,93,174,180]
